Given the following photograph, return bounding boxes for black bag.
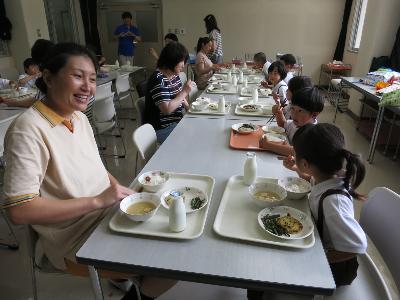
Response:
[318,189,359,286]
[0,15,12,40]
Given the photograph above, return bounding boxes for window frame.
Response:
[348,0,368,53]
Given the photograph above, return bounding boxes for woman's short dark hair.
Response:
[157,42,188,71]
[164,33,178,42]
[204,14,220,33]
[36,43,98,94]
[31,39,55,66]
[268,61,287,81]
[291,87,324,113]
[280,54,296,66]
[253,52,267,64]
[122,11,132,19]
[288,76,312,94]
[293,123,365,200]
[196,37,211,53]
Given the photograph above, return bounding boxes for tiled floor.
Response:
[0,98,399,300]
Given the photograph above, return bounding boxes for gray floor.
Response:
[0,98,399,300]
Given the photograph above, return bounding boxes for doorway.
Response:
[43,0,81,43]
[97,1,162,71]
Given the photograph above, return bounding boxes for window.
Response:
[0,39,9,57]
[348,0,368,52]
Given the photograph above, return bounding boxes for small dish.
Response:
[262,125,286,134]
[160,187,208,213]
[120,193,161,222]
[138,171,169,192]
[248,182,287,207]
[208,102,229,111]
[239,103,262,112]
[278,177,311,200]
[258,206,314,240]
[231,123,258,134]
[262,132,287,143]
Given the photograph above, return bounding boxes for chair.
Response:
[132,124,157,176]
[0,118,19,250]
[136,80,147,98]
[92,93,126,159]
[134,97,145,127]
[115,73,135,120]
[329,78,351,122]
[95,81,113,100]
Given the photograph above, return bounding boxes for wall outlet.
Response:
[180,28,186,35]
[174,28,179,34]
[36,29,42,38]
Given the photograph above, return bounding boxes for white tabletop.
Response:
[0,109,24,123]
[96,67,145,86]
[76,117,335,295]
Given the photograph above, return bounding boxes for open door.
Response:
[97,1,162,72]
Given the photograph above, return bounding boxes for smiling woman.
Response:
[1,43,175,299]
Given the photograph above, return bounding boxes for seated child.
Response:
[260,85,323,156]
[280,53,296,84]
[253,52,271,78]
[0,77,16,89]
[263,61,288,108]
[18,58,41,88]
[283,123,367,286]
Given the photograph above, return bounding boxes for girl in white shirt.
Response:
[283,123,367,286]
[266,61,288,108]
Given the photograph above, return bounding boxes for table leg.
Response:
[368,106,385,163]
[88,265,104,300]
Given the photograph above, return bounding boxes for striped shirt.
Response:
[144,70,184,130]
[210,29,223,56]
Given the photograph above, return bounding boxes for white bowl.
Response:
[262,132,287,143]
[120,193,161,222]
[248,182,287,207]
[262,125,285,134]
[138,171,169,192]
[191,101,207,111]
[237,97,252,105]
[278,177,311,200]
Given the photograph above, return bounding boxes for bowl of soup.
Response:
[120,193,161,222]
[248,182,287,207]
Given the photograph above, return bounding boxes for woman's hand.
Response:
[277,155,298,172]
[95,184,135,209]
[182,79,193,95]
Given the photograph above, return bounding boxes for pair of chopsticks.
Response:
[265,102,288,125]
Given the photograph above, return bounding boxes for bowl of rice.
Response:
[138,171,169,192]
[278,177,311,200]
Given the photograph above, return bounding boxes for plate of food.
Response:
[258,206,314,240]
[231,123,258,134]
[160,187,208,213]
[239,103,262,112]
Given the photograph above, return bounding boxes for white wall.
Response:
[3,0,49,73]
[344,0,400,116]
[162,0,346,82]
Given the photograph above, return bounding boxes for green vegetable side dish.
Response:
[191,196,205,210]
[261,214,290,237]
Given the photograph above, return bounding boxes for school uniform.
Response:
[309,178,367,285]
[284,71,294,84]
[262,61,271,77]
[284,119,317,144]
[272,80,288,106]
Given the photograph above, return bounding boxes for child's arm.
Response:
[259,137,293,156]
[277,155,312,181]
[272,102,286,128]
[326,250,357,263]
[18,74,38,86]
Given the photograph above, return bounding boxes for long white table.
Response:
[76,117,335,299]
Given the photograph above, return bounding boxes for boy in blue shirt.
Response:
[113,11,142,66]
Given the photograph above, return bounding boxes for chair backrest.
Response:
[95,81,113,99]
[361,187,400,292]
[0,118,16,157]
[179,72,187,85]
[132,123,157,163]
[115,73,131,95]
[93,93,116,123]
[134,97,145,126]
[136,80,147,98]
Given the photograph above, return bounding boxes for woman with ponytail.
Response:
[282,123,367,286]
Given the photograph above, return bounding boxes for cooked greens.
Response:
[261,214,290,237]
